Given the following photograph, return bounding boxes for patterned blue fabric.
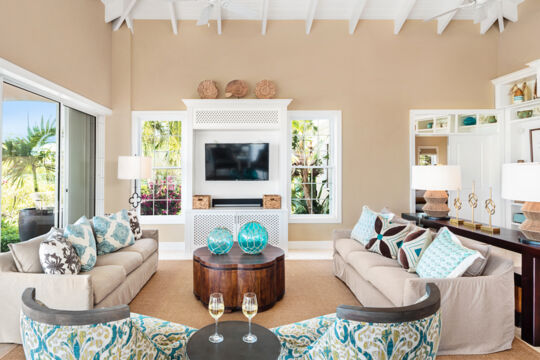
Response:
[271,311,441,360]
[93,210,135,255]
[207,227,234,255]
[238,222,268,254]
[351,206,393,246]
[20,312,197,360]
[416,227,483,279]
[63,216,97,272]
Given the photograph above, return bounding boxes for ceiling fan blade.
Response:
[473,5,488,24]
[196,3,212,26]
[221,1,258,18]
[424,0,476,22]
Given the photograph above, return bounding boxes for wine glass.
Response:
[242,292,258,343]
[208,293,225,343]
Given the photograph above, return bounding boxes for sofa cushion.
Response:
[347,250,401,276]
[416,227,483,279]
[334,238,367,260]
[366,216,412,259]
[398,229,432,273]
[8,231,51,273]
[457,235,491,276]
[95,251,143,275]
[351,206,393,246]
[364,266,419,306]
[93,210,135,255]
[85,265,126,304]
[39,228,81,275]
[64,216,97,272]
[119,238,158,261]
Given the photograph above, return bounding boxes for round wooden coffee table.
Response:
[186,321,281,360]
[193,244,285,311]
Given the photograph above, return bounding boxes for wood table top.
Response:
[193,243,285,269]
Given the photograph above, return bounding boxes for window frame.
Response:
[132,111,188,225]
[288,110,342,224]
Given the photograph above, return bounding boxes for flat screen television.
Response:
[205,143,269,181]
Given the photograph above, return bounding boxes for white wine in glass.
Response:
[242,292,258,343]
[208,293,224,343]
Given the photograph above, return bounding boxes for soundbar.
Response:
[212,198,263,207]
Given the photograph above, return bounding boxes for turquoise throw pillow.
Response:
[93,210,135,255]
[64,216,97,272]
[416,227,483,279]
[351,206,393,246]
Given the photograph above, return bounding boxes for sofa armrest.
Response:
[0,272,93,343]
[332,229,352,242]
[141,229,159,242]
[403,255,515,354]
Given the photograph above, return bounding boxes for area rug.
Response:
[3,260,539,359]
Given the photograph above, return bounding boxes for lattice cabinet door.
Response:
[236,213,282,248]
[191,213,236,251]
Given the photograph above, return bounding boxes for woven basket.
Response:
[193,195,211,209]
[263,195,281,209]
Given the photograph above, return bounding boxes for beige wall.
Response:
[109,19,504,242]
[0,0,112,107]
[415,136,448,165]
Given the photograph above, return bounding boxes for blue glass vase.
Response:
[238,222,268,255]
[207,228,234,255]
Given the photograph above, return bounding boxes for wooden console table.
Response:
[402,213,540,347]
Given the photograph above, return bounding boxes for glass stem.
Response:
[248,318,252,336]
[215,318,218,336]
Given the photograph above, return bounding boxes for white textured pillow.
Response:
[351,206,393,245]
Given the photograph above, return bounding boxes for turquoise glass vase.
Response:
[207,228,234,255]
[238,222,268,255]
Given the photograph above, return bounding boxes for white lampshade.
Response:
[411,165,461,191]
[117,156,152,180]
[501,163,540,202]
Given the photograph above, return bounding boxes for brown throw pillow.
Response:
[366,216,411,259]
[398,228,432,273]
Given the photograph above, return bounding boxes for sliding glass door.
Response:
[0,83,97,250]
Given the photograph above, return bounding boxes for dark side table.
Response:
[186,321,281,360]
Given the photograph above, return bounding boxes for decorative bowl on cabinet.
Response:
[238,222,268,255]
[207,227,234,255]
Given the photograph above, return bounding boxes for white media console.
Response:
[183,99,292,255]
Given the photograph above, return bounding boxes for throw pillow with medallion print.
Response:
[365,216,412,259]
[93,210,135,255]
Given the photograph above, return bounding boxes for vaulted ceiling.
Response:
[100,0,524,36]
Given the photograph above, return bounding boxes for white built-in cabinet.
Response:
[410,59,540,230]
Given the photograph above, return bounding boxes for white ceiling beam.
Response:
[217,0,222,35]
[349,0,367,35]
[305,0,319,35]
[261,0,270,35]
[112,0,137,31]
[480,2,499,34]
[502,0,520,22]
[169,2,178,35]
[125,15,134,34]
[436,0,464,35]
[394,0,417,35]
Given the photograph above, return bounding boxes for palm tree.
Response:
[2,117,56,192]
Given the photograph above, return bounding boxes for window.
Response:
[133,112,186,224]
[289,111,341,223]
[417,147,438,166]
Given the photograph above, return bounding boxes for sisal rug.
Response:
[3,260,539,359]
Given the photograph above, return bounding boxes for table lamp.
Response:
[411,165,461,219]
[502,163,540,245]
[118,156,152,209]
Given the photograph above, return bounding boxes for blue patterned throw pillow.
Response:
[351,206,394,246]
[416,227,483,279]
[93,210,135,255]
[63,216,97,272]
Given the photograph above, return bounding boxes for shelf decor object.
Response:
[255,80,277,99]
[462,116,477,126]
[411,165,461,219]
[238,222,268,255]
[511,84,524,104]
[464,181,482,230]
[197,80,219,99]
[193,195,211,209]
[117,156,152,209]
[502,163,540,245]
[450,189,464,225]
[263,195,281,209]
[225,80,248,98]
[207,228,234,255]
[481,187,500,235]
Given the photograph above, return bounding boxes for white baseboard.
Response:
[288,241,333,250]
[159,242,185,251]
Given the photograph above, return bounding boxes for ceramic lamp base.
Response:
[520,202,540,242]
[422,190,450,218]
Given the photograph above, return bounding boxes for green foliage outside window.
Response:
[291,120,331,215]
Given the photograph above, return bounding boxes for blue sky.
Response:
[2,100,58,140]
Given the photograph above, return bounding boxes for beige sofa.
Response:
[0,229,159,344]
[333,229,515,355]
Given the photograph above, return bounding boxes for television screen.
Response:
[205,143,269,181]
